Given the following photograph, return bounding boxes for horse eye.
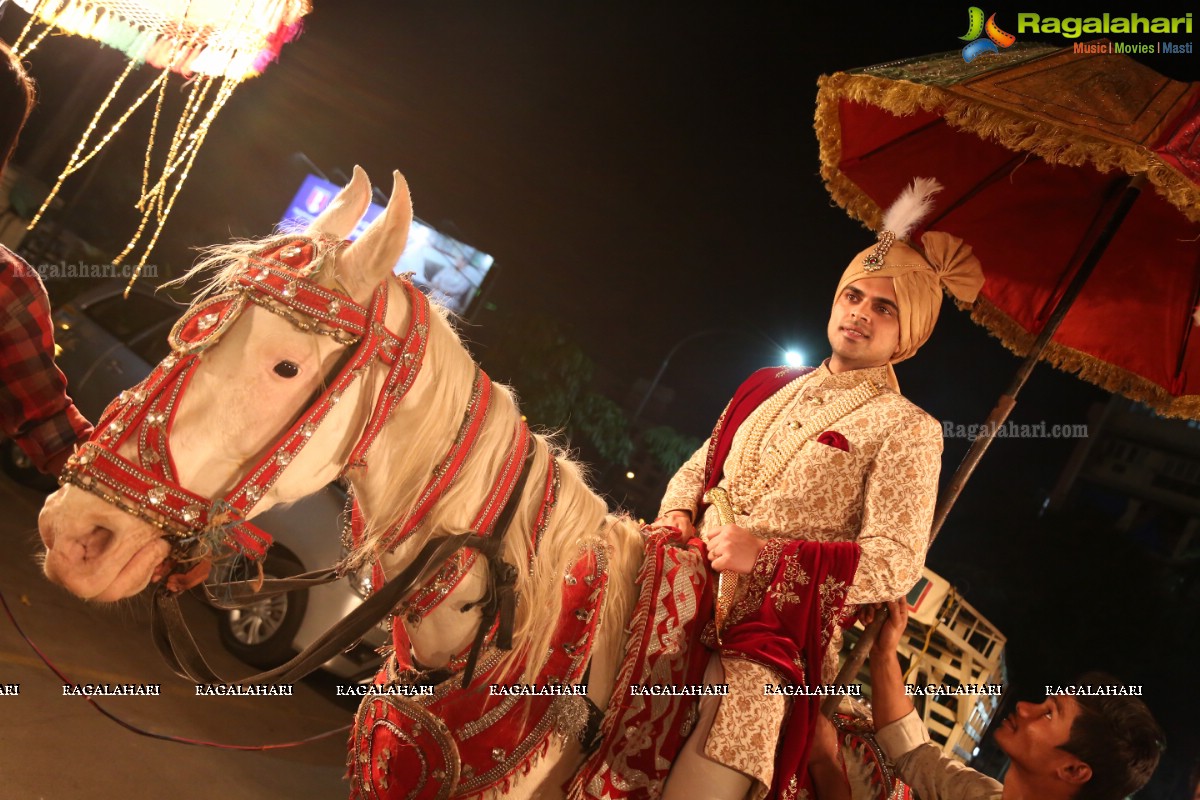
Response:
[274,361,300,378]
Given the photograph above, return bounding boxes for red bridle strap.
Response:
[378,367,494,554]
[61,237,431,572]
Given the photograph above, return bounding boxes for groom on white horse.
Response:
[656,179,984,799]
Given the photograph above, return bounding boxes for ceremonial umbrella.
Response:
[816,41,1200,531]
[812,41,1199,699]
[10,0,311,287]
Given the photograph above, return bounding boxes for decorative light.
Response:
[625,471,635,480]
[11,0,311,293]
[784,349,806,367]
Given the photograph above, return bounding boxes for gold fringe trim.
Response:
[814,72,884,231]
[814,71,1200,226]
[964,296,1200,420]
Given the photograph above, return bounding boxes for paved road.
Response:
[0,474,362,799]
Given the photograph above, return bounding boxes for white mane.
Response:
[181,233,643,682]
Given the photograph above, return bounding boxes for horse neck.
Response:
[343,281,645,681]
[344,278,484,557]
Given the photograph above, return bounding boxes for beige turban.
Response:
[834,230,984,389]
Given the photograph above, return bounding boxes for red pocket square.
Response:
[817,430,850,452]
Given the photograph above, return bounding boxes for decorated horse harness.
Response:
[59,237,715,798]
[58,238,556,682]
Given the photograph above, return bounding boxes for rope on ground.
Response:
[0,586,351,751]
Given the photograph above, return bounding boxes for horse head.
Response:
[38,167,417,601]
[35,168,712,798]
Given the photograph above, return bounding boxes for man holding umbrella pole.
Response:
[657,178,983,799]
[867,599,1164,800]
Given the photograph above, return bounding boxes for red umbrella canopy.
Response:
[816,42,1200,419]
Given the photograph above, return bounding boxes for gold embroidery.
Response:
[782,556,810,586]
[819,575,850,648]
[768,583,801,610]
[725,538,786,628]
[767,548,811,611]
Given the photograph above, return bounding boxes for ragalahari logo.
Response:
[960,7,1017,62]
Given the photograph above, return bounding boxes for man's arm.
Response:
[0,257,92,475]
[868,601,915,729]
[869,600,1003,800]
[655,441,708,531]
[847,412,942,606]
[808,714,851,800]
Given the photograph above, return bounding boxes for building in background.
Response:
[1049,396,1200,570]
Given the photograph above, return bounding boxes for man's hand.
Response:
[808,714,851,800]
[705,524,764,574]
[867,598,914,730]
[871,599,908,657]
[653,509,696,538]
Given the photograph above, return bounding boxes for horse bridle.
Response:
[60,235,545,692]
[61,236,431,583]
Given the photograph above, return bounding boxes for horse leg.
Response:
[661,654,753,800]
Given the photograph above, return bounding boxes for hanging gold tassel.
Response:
[117,76,241,295]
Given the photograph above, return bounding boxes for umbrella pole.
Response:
[928,172,1146,541]
[823,173,1146,717]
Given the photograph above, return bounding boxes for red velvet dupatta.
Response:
[702,366,862,798]
[719,539,860,798]
[701,366,813,503]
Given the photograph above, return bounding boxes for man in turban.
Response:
[657,179,984,800]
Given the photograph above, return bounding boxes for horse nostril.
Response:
[79,526,115,563]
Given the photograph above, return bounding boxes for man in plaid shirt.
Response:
[1,42,92,476]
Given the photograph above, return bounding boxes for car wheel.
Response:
[217,550,308,669]
[0,439,59,492]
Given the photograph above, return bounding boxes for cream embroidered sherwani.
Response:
[658,362,943,796]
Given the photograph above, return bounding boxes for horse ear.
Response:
[338,170,412,305]
[306,165,372,241]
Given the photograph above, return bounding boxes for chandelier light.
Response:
[11,0,312,290]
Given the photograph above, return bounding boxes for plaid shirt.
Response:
[1,246,92,475]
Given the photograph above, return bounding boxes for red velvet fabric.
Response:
[719,540,861,799]
[816,430,850,452]
[701,367,813,503]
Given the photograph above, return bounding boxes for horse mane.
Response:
[175,233,643,683]
[354,276,644,682]
[170,232,360,301]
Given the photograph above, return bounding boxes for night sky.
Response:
[4,1,1198,794]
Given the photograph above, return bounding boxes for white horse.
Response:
[37,168,674,797]
[37,169,903,800]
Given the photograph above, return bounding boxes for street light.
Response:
[631,327,796,425]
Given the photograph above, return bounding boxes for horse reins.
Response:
[60,236,537,688]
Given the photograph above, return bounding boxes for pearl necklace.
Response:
[730,374,881,509]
